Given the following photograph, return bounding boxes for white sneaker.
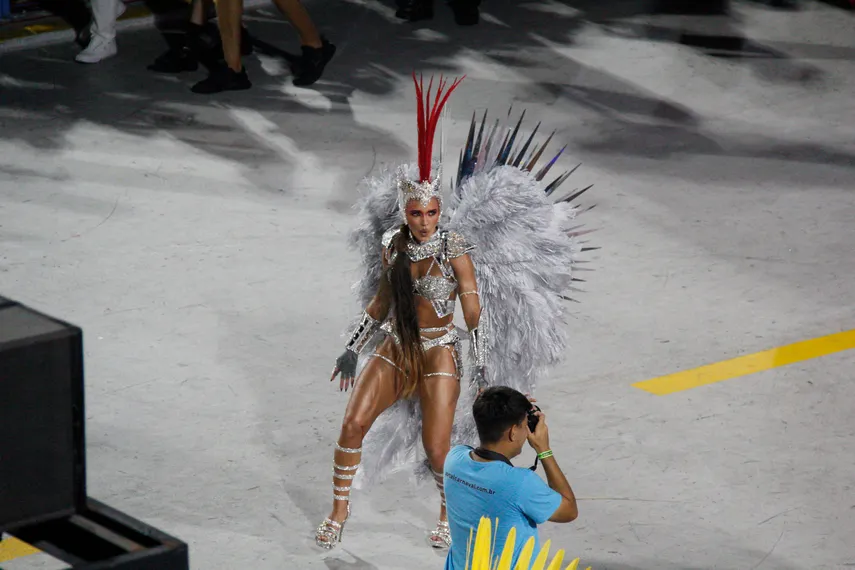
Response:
[75,1,126,63]
[75,35,118,63]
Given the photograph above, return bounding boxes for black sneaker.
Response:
[395,0,434,20]
[449,0,479,25]
[292,37,336,87]
[191,65,252,94]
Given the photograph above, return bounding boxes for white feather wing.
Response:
[445,164,589,448]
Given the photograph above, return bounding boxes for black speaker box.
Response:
[1,297,189,569]
[0,299,86,531]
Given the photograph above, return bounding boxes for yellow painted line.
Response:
[0,23,62,42]
[0,537,40,563]
[633,329,855,395]
[0,4,154,44]
[23,24,59,34]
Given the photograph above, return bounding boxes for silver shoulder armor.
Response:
[381,226,401,249]
[381,226,402,266]
[444,231,476,259]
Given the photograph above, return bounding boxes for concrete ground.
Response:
[1,0,854,569]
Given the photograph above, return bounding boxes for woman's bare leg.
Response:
[419,345,460,540]
[269,0,334,86]
[324,339,403,529]
[215,0,244,71]
[190,0,251,93]
[269,0,322,47]
[190,0,209,25]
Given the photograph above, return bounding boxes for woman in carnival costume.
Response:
[316,73,596,551]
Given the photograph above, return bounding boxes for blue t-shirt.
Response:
[443,445,563,570]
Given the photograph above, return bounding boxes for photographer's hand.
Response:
[527,410,550,455]
[525,408,579,523]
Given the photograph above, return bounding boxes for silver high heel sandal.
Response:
[428,468,452,549]
[316,443,361,550]
[429,519,451,549]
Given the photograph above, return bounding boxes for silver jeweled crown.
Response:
[397,166,443,220]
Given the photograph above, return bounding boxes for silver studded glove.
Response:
[333,311,380,386]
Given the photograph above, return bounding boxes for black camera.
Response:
[527,405,541,432]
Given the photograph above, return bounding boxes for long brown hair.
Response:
[380,224,424,397]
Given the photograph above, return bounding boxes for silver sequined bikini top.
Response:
[414,273,458,301]
[382,227,475,318]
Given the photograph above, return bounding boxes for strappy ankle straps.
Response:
[333,442,362,501]
[432,467,446,506]
[317,442,361,550]
[336,443,362,454]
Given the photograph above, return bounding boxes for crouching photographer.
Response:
[442,386,578,570]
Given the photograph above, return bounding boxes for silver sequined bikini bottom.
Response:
[370,321,463,380]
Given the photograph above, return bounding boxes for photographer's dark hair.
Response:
[473,387,532,444]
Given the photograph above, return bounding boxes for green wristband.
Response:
[536,450,554,460]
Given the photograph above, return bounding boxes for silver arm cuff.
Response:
[346,311,380,354]
[469,326,488,368]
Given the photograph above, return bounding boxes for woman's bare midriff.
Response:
[415,296,455,339]
[409,256,455,339]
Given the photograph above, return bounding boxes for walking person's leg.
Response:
[191,0,251,93]
[148,0,210,73]
[150,0,254,74]
[269,0,336,86]
[75,0,126,63]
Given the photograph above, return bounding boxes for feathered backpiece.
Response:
[348,85,597,490]
[454,108,588,201]
[445,108,597,451]
[396,73,464,220]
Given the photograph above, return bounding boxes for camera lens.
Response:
[527,405,540,432]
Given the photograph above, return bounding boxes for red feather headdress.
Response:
[412,72,465,183]
[397,73,465,219]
